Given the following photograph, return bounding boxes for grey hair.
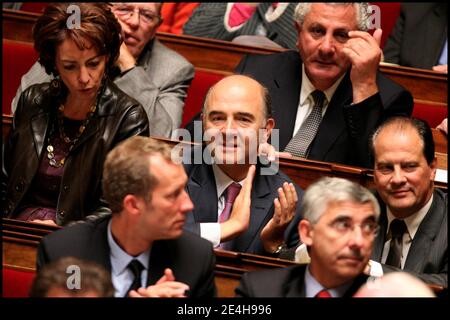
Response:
[302,177,380,224]
[294,3,371,31]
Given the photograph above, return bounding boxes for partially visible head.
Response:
[202,74,274,165]
[354,272,436,297]
[111,2,162,59]
[294,3,371,90]
[30,257,114,297]
[103,136,193,239]
[299,177,380,288]
[371,117,436,219]
[34,3,122,77]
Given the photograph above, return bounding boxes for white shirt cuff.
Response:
[200,223,221,248]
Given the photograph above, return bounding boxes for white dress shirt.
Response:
[199,164,245,247]
[107,220,151,297]
[291,65,345,137]
[304,265,352,297]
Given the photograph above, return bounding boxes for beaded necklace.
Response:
[47,103,97,168]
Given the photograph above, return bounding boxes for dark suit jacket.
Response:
[371,189,448,286]
[37,215,216,297]
[235,51,413,168]
[384,3,448,69]
[235,264,368,297]
[183,159,304,255]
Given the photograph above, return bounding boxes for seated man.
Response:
[12,2,194,137]
[30,256,115,297]
[383,3,447,72]
[369,117,447,287]
[236,176,380,297]
[37,137,216,297]
[235,2,413,168]
[181,75,304,256]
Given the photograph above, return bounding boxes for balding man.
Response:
[12,2,194,137]
[369,117,447,287]
[183,75,304,256]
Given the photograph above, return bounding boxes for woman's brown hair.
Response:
[33,3,122,76]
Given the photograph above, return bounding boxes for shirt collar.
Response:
[304,265,352,297]
[107,219,151,276]
[212,164,246,199]
[300,64,345,107]
[386,194,434,240]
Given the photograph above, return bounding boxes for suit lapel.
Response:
[404,192,445,271]
[187,164,219,222]
[272,52,302,150]
[30,111,50,158]
[308,72,352,160]
[372,203,388,261]
[89,218,113,271]
[147,240,172,285]
[284,265,307,297]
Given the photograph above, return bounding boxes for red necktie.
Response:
[315,289,332,298]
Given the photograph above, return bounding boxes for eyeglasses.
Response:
[113,5,161,25]
[329,219,379,237]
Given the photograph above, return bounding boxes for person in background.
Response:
[2,3,149,226]
[236,177,380,297]
[30,256,115,297]
[369,117,447,287]
[183,3,299,50]
[159,3,199,35]
[36,137,216,298]
[383,3,448,73]
[11,2,194,137]
[235,3,413,168]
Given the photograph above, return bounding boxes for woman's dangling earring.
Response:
[49,75,62,97]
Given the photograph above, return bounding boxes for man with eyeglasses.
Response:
[12,2,194,138]
[236,176,379,297]
[369,117,447,287]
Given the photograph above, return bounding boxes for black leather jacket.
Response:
[2,80,149,225]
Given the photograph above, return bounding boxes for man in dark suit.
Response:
[383,3,448,72]
[236,176,380,297]
[182,75,304,256]
[369,117,447,287]
[236,3,413,168]
[37,137,216,297]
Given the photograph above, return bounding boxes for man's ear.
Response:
[262,118,275,142]
[122,194,143,217]
[430,157,438,181]
[299,220,314,246]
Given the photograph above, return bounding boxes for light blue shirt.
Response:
[107,220,151,297]
[304,265,352,297]
[438,39,447,65]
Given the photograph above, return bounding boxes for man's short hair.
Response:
[30,256,114,297]
[370,117,435,165]
[301,176,380,224]
[102,136,173,213]
[202,75,273,122]
[294,3,371,32]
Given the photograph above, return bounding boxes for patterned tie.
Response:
[218,182,242,249]
[284,90,326,157]
[125,259,144,297]
[385,219,407,268]
[315,289,332,298]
